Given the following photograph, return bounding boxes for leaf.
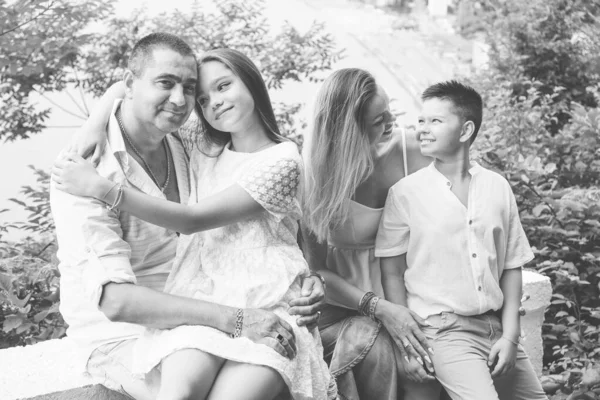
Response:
[2,314,25,333]
[0,272,13,292]
[532,204,549,217]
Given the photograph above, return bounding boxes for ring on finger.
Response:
[316,311,322,321]
[403,341,413,349]
[276,333,287,346]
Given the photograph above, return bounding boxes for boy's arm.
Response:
[381,254,408,306]
[488,267,522,377]
[499,267,522,342]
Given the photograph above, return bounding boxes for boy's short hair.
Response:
[129,32,196,78]
[422,80,483,143]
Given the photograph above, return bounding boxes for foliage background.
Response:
[1,0,600,395]
[458,0,600,395]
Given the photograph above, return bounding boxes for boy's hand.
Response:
[400,354,436,383]
[488,337,518,377]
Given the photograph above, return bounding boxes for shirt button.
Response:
[472,253,477,258]
[469,219,473,225]
[446,182,451,187]
[477,286,482,291]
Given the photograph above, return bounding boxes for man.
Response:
[51,32,325,399]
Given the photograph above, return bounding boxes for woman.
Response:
[302,68,433,399]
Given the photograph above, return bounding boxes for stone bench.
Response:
[0,270,551,399]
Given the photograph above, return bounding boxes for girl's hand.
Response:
[288,275,326,330]
[376,300,434,372]
[66,129,107,168]
[488,336,518,377]
[52,153,105,198]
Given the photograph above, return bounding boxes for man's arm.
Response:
[50,181,296,357]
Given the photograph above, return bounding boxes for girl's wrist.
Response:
[94,178,115,200]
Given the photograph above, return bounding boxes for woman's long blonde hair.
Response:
[303,68,378,242]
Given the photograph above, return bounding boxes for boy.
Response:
[374,81,547,399]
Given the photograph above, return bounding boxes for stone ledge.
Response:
[0,271,551,399]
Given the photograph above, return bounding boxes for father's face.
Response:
[129,47,198,134]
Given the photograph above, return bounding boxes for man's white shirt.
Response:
[50,100,190,369]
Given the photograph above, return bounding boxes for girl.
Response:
[301,68,434,399]
[53,49,335,400]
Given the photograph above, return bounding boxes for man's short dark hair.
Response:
[422,80,483,142]
[128,32,196,77]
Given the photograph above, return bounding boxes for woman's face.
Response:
[196,60,256,133]
[363,85,395,146]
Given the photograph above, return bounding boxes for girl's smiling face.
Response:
[196,60,256,133]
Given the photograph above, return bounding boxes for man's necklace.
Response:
[116,108,171,193]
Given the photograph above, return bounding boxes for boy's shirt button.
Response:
[477,286,482,291]
[472,253,477,258]
[446,182,451,187]
[469,219,473,225]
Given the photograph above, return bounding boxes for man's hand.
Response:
[488,337,518,377]
[242,309,297,359]
[288,275,326,330]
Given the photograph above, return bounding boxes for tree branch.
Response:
[32,88,87,120]
[0,1,56,37]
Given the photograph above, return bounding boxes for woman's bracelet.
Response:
[367,296,380,321]
[358,291,376,316]
[230,308,244,338]
[308,271,326,292]
[106,183,124,211]
[100,182,119,203]
[501,336,520,346]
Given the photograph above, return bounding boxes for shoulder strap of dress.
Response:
[401,128,408,178]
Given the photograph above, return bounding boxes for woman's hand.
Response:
[288,275,326,330]
[396,346,436,383]
[52,153,106,198]
[241,308,297,359]
[376,299,434,371]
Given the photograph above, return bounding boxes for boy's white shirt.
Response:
[374,162,534,319]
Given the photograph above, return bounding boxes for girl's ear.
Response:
[123,70,135,99]
[459,120,476,144]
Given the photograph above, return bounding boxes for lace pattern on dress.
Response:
[238,158,301,215]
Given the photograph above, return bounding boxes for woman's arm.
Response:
[300,225,369,309]
[68,82,127,165]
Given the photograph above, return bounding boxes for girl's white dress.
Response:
[133,141,335,400]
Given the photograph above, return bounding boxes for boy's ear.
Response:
[123,70,135,99]
[459,120,476,144]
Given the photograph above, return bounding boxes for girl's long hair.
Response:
[194,48,287,153]
[303,68,378,242]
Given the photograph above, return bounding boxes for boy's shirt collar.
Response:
[428,161,482,186]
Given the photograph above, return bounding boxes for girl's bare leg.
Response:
[207,361,286,400]
[157,349,225,400]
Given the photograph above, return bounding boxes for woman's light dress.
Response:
[133,141,335,400]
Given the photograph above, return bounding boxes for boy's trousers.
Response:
[403,312,548,400]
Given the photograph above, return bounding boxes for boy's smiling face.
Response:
[417,97,469,158]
